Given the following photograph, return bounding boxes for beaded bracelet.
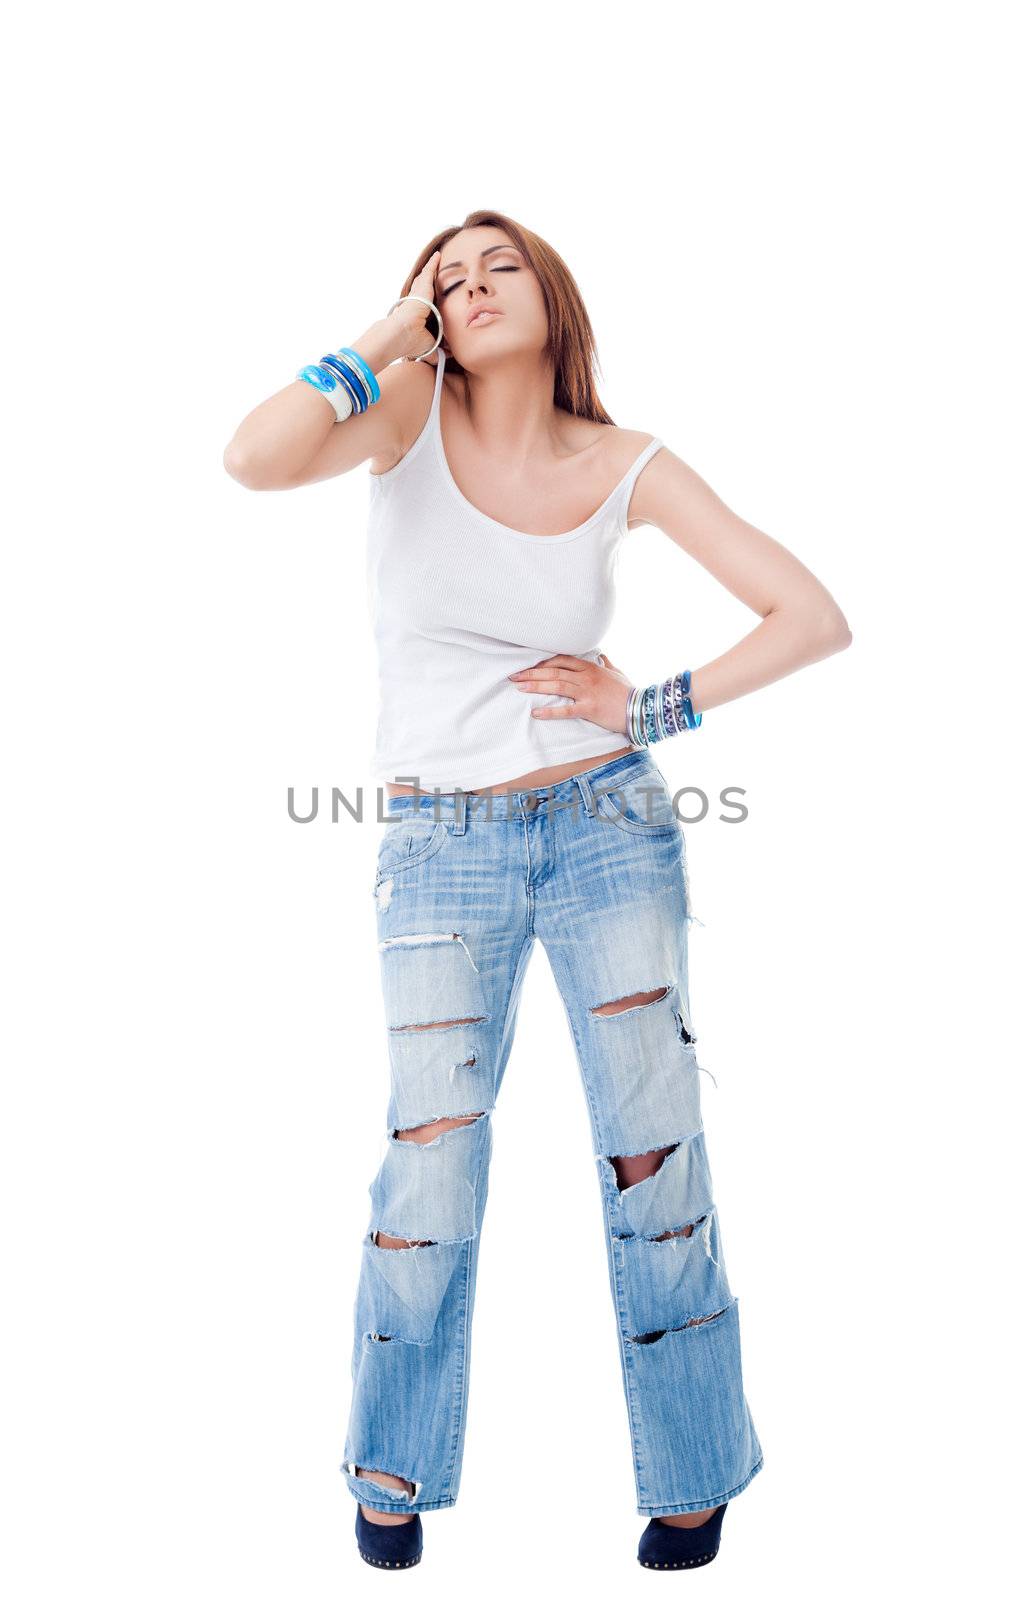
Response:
[625,669,702,746]
[297,345,381,422]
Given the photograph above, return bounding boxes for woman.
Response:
[224,209,851,1571]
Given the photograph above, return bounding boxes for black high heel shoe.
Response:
[354,1501,423,1569]
[637,1501,727,1570]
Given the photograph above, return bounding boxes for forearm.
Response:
[688,603,852,716]
[222,315,417,485]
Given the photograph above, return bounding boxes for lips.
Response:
[466,306,503,328]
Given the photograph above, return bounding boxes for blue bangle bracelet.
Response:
[325,350,372,408]
[337,346,381,404]
[321,354,367,412]
[297,363,336,394]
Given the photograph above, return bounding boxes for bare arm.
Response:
[628,447,852,713]
[223,256,441,491]
[510,446,852,733]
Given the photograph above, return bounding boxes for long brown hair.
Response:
[399,209,616,426]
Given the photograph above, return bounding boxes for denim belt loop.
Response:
[452,790,467,835]
[574,769,598,818]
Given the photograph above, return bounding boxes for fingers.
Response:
[416,249,440,288]
[506,652,623,727]
[508,654,591,684]
[511,675,578,696]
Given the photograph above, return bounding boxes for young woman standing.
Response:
[224,209,851,1571]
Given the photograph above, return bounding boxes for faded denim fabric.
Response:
[340,747,764,1518]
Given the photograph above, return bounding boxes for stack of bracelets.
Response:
[296,295,442,420]
[626,669,702,746]
[296,346,381,422]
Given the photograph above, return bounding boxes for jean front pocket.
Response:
[374,816,449,887]
[593,768,681,836]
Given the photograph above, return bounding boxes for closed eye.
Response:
[441,266,519,298]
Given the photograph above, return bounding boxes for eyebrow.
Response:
[436,243,522,277]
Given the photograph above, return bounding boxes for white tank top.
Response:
[365,347,664,792]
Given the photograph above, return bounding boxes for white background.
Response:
[3,3,1023,1595]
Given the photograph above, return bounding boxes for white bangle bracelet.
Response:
[296,359,357,422]
[323,383,354,423]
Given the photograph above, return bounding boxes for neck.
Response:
[453,351,563,466]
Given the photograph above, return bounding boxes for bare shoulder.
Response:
[563,419,664,525]
[563,414,656,458]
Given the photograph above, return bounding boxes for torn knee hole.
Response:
[614,1213,708,1243]
[372,1229,436,1249]
[628,1308,727,1343]
[651,1214,706,1241]
[391,1111,485,1144]
[609,1142,679,1191]
[389,1015,487,1032]
[591,985,670,1017]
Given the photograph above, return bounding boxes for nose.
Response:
[465,263,492,298]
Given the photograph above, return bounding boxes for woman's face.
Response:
[435,226,548,367]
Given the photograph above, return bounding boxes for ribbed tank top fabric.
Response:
[366,347,664,792]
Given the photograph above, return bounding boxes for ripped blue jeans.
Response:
[340,747,764,1518]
